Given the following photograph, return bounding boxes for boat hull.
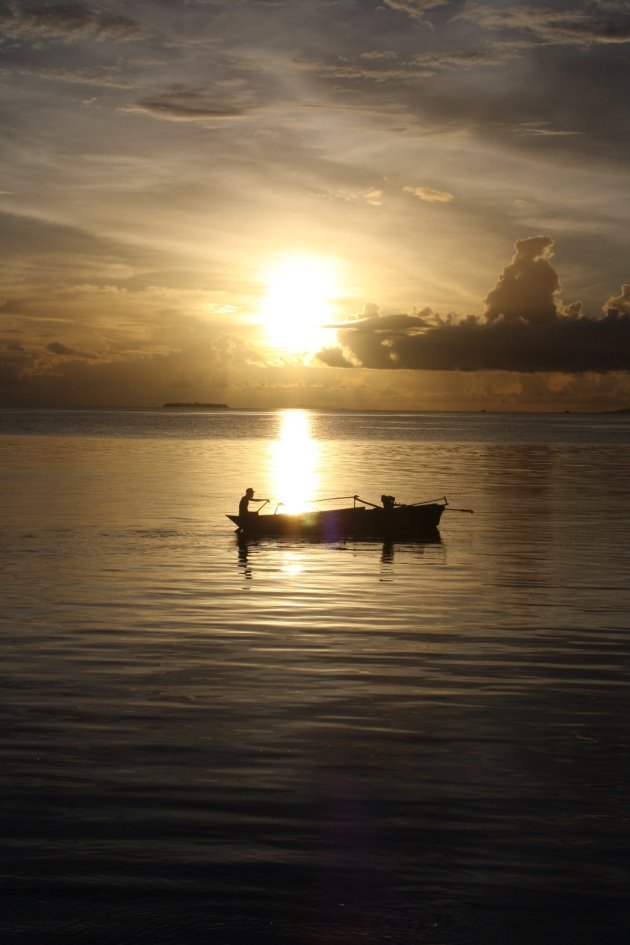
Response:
[227,503,444,539]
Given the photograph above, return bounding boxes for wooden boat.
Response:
[227,494,452,539]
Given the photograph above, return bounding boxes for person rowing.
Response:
[238,487,268,519]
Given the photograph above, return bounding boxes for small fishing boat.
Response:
[227,494,466,539]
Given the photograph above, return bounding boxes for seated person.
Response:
[239,487,268,518]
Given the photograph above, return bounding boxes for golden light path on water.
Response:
[269,409,321,516]
[268,410,323,579]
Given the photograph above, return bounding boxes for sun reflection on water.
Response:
[270,410,320,514]
[280,551,304,577]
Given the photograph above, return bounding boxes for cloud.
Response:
[409,48,514,71]
[468,5,630,48]
[0,209,174,289]
[327,309,432,332]
[382,0,452,22]
[0,209,135,263]
[13,65,137,89]
[0,1,145,44]
[515,122,583,138]
[292,55,434,83]
[318,237,630,373]
[46,341,89,356]
[484,235,559,324]
[0,341,34,388]
[127,89,251,122]
[293,43,514,88]
[0,334,249,407]
[403,185,454,203]
[316,346,355,368]
[604,283,630,316]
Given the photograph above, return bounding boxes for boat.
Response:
[227,494,457,539]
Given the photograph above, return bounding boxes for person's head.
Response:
[246,487,254,497]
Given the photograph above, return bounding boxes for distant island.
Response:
[163,402,229,409]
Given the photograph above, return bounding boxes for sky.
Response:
[1,0,629,411]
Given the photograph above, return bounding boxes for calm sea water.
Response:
[1,408,629,944]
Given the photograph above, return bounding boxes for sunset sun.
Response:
[260,255,338,354]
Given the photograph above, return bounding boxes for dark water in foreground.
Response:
[1,409,629,943]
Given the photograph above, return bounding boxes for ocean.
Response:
[1,407,629,944]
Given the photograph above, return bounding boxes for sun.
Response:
[260,254,338,354]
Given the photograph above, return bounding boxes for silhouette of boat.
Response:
[227,495,455,539]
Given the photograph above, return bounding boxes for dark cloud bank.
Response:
[319,237,630,374]
[0,0,144,43]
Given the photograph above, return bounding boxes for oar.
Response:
[306,494,359,504]
[407,496,448,507]
[405,496,473,513]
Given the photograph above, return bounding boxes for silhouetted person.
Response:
[239,487,267,519]
[381,494,396,511]
[239,487,255,517]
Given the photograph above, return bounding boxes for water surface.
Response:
[1,409,629,943]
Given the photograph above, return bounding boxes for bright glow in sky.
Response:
[1,1,630,411]
[260,256,338,354]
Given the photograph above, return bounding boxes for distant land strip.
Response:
[163,402,229,409]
